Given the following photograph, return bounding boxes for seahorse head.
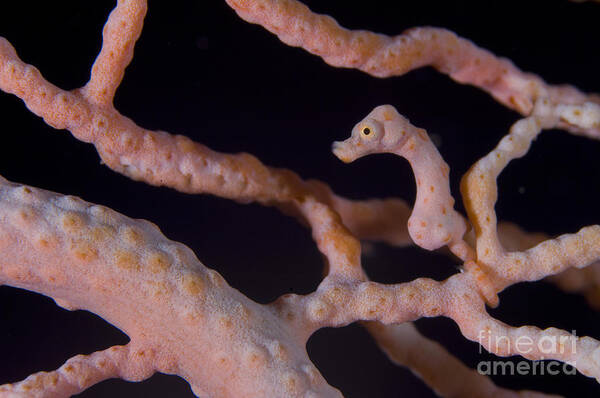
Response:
[332,104,412,163]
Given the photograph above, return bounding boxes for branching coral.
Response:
[0,0,599,397]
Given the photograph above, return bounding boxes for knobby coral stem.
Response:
[0,344,155,398]
[461,100,600,292]
[300,267,600,384]
[224,0,600,138]
[0,33,411,274]
[0,176,342,398]
[364,321,561,398]
[81,0,147,107]
[451,295,600,384]
[11,172,586,396]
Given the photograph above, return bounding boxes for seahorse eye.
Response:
[362,127,371,136]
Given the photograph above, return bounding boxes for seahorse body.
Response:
[332,105,467,251]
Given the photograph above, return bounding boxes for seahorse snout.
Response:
[332,140,354,163]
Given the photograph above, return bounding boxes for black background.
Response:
[1,0,599,397]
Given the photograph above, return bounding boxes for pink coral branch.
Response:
[0,344,154,398]
[493,222,600,310]
[364,321,561,398]
[461,99,600,291]
[0,176,341,397]
[0,29,411,258]
[81,0,147,106]
[224,0,600,138]
[451,298,600,384]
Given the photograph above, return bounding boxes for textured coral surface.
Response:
[1,1,600,397]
